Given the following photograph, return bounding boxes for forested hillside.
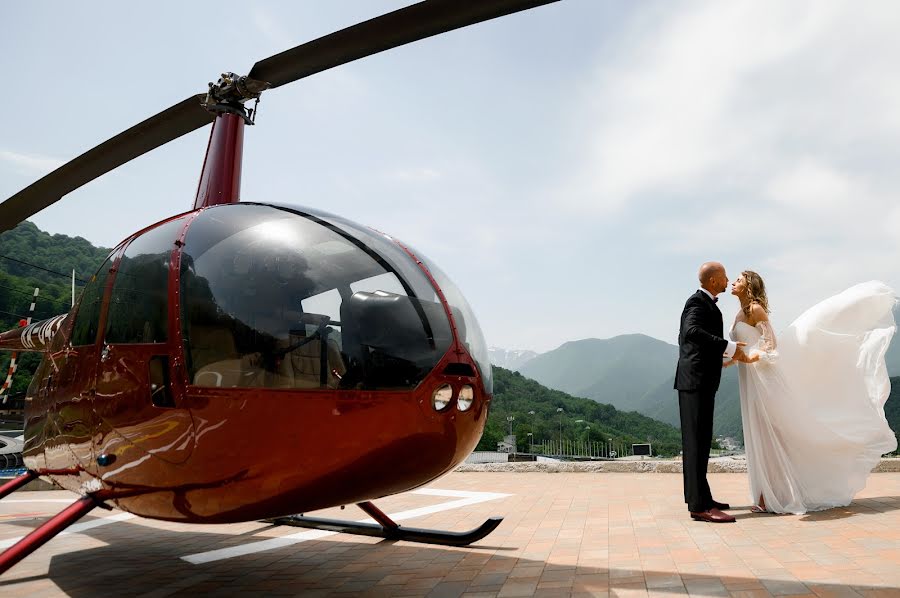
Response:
[0,221,111,395]
[0,221,111,327]
[479,367,685,457]
[886,377,900,453]
[519,335,676,411]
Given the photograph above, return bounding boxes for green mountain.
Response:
[0,221,111,327]
[521,329,900,444]
[639,368,743,440]
[519,335,677,412]
[0,221,112,395]
[884,306,900,374]
[885,377,900,452]
[613,371,899,452]
[480,366,685,457]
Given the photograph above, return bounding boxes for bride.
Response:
[726,272,898,514]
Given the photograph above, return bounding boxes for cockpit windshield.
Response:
[301,207,493,395]
[415,254,493,395]
[179,204,453,390]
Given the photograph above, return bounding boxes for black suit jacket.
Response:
[674,290,729,391]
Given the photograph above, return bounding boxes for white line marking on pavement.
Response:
[4,499,79,503]
[411,489,509,499]
[181,488,512,565]
[0,512,135,549]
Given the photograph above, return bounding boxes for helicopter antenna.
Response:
[248,98,261,126]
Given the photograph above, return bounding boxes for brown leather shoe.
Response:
[690,508,736,523]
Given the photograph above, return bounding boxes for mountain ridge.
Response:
[480,366,685,456]
[488,347,539,371]
[519,334,677,413]
[516,326,900,443]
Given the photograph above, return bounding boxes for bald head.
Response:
[698,262,724,285]
[698,261,728,295]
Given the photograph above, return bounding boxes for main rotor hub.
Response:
[203,72,271,124]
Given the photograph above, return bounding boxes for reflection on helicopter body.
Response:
[181,203,477,392]
[23,202,492,522]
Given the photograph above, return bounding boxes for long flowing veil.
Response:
[736,281,897,513]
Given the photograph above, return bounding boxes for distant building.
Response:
[716,436,743,451]
[0,391,25,416]
[496,434,516,453]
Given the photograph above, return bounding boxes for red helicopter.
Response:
[0,0,559,574]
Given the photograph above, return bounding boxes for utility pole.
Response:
[556,407,564,455]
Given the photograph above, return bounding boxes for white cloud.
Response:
[556,0,900,297]
[883,206,900,243]
[0,150,64,177]
[8,1,900,353]
[765,160,858,210]
[251,8,295,52]
[384,167,442,183]
[562,1,900,216]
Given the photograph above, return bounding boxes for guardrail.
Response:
[0,467,26,478]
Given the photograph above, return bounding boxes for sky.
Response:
[3,1,900,353]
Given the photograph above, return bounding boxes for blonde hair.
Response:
[741,270,770,314]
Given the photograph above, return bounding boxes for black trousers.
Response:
[678,388,716,512]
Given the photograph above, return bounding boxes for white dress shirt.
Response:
[699,288,737,359]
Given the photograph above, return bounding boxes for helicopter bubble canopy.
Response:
[290,204,493,394]
[179,203,489,393]
[407,250,493,395]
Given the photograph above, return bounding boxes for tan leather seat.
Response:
[190,326,267,387]
[275,332,346,389]
[190,327,238,369]
[194,358,245,387]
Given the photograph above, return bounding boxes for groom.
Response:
[675,261,748,523]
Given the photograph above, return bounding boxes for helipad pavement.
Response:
[1,472,899,597]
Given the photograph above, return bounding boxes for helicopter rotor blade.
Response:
[248,0,559,89]
[1,0,559,232]
[0,94,214,233]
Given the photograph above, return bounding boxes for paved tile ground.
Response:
[1,472,899,597]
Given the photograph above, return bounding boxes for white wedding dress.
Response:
[731,280,898,514]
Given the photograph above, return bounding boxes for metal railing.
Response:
[526,439,633,459]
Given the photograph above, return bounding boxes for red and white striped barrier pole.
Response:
[27,288,39,322]
[1,288,38,404]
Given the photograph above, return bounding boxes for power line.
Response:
[0,255,88,284]
[0,309,29,320]
[0,290,70,309]
[0,287,71,317]
[0,284,41,299]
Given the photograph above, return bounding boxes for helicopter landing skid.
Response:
[266,500,502,547]
[0,472,99,575]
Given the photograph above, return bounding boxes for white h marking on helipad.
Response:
[0,512,135,549]
[180,488,511,565]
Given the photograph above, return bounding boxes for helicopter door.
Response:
[90,218,195,468]
[40,247,123,473]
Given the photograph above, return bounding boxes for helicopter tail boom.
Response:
[0,314,67,352]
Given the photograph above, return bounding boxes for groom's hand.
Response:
[731,342,750,363]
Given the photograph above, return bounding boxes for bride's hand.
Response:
[722,359,736,368]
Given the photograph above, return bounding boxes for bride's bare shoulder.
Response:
[747,302,769,325]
